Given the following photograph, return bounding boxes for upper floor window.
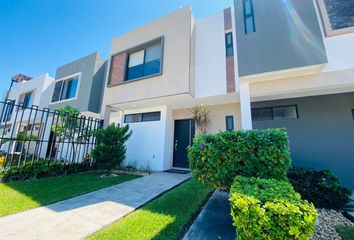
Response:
[243,0,256,34]
[19,91,34,108]
[225,115,234,131]
[252,105,298,121]
[352,109,354,121]
[225,32,234,57]
[126,39,163,81]
[51,76,79,103]
[317,0,354,36]
[2,100,15,122]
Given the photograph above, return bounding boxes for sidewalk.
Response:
[0,172,190,240]
[183,190,236,240]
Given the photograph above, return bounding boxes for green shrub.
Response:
[92,124,132,173]
[288,167,352,209]
[230,176,317,240]
[188,128,291,189]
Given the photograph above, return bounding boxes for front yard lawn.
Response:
[0,172,139,216]
[88,178,211,240]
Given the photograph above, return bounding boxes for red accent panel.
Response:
[226,57,236,93]
[224,7,232,30]
[109,52,127,86]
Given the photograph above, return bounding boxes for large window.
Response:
[225,32,234,57]
[225,115,234,131]
[252,105,298,121]
[51,77,79,103]
[126,39,163,81]
[124,111,161,123]
[317,0,354,36]
[2,100,15,122]
[243,0,256,34]
[19,91,34,108]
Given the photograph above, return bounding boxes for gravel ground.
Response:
[311,209,354,240]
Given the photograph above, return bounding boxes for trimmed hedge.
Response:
[288,167,352,209]
[188,129,291,189]
[230,176,317,240]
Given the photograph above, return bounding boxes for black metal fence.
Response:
[0,100,103,178]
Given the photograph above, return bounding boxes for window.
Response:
[225,115,234,131]
[19,91,33,108]
[225,32,234,57]
[252,105,298,121]
[352,109,354,121]
[126,39,163,81]
[317,0,354,36]
[2,100,15,122]
[51,77,79,103]
[243,0,256,34]
[124,111,161,123]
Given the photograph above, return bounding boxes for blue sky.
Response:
[0,0,232,95]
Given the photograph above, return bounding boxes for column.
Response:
[240,81,253,130]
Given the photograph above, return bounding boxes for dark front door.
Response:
[173,119,195,168]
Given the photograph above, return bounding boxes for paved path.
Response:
[183,190,236,240]
[0,172,190,240]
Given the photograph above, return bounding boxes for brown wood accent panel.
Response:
[226,57,235,93]
[109,52,127,86]
[224,7,232,30]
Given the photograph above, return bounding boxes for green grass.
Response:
[0,172,139,216]
[335,225,354,240]
[88,178,211,240]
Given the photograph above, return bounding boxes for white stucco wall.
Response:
[121,106,171,171]
[195,11,227,98]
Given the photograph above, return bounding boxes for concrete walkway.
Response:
[183,190,236,240]
[0,172,190,240]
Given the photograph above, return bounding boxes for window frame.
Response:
[124,111,161,123]
[108,37,164,87]
[225,115,235,131]
[50,72,81,104]
[242,0,256,34]
[252,105,299,121]
[18,90,35,109]
[225,32,234,57]
[316,0,354,37]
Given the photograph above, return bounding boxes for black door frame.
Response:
[172,119,195,169]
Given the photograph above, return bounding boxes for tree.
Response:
[190,106,210,134]
[91,124,132,173]
[53,105,91,163]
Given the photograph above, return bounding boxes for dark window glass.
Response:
[52,81,63,102]
[51,77,78,103]
[273,106,298,120]
[142,112,161,122]
[124,111,161,123]
[243,0,256,34]
[3,100,15,122]
[252,105,298,121]
[126,40,162,81]
[64,78,78,100]
[352,109,354,120]
[124,114,142,123]
[225,32,234,57]
[323,0,354,30]
[252,108,272,121]
[225,115,234,131]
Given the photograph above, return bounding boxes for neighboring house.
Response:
[0,73,54,155]
[100,1,354,188]
[49,52,106,117]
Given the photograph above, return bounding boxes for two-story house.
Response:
[100,1,354,188]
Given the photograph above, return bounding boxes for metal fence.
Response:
[0,100,103,175]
